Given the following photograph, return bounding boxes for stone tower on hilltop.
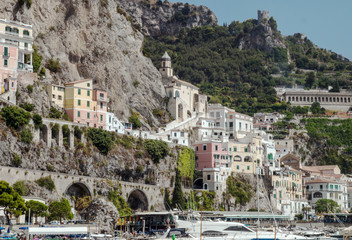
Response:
[159,52,173,78]
[257,10,269,23]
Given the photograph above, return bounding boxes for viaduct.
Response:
[0,166,165,211]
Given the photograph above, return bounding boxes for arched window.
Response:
[168,91,172,98]
[175,90,180,97]
[276,181,279,187]
[12,28,19,34]
[244,156,251,162]
[313,192,322,198]
[234,155,242,162]
[5,26,12,32]
[204,183,208,190]
[23,30,30,36]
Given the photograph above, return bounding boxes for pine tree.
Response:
[172,170,185,209]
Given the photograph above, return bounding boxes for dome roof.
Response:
[162,51,171,60]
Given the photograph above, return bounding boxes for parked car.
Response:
[74,220,87,224]
[49,220,60,225]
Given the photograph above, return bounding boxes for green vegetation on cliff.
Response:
[301,118,352,173]
[144,20,352,115]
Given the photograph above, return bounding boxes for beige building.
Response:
[276,86,352,112]
[202,167,231,197]
[226,134,264,175]
[270,167,306,217]
[160,52,207,122]
[47,84,65,108]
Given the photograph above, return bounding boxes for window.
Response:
[12,28,19,34]
[313,192,322,198]
[279,191,282,198]
[78,89,81,95]
[4,59,8,67]
[207,175,211,180]
[244,148,248,152]
[109,116,111,123]
[236,165,239,170]
[224,226,251,232]
[87,83,90,87]
[215,145,218,151]
[100,115,103,122]
[87,90,90,96]
[274,193,276,199]
[77,111,80,117]
[4,47,8,56]
[78,100,81,106]
[100,102,103,109]
[23,30,30,36]
[100,93,104,98]
[24,43,28,49]
[87,112,90,119]
[58,95,62,100]
[87,101,90,107]
[5,26,11,32]
[52,94,56,99]
[203,145,207,151]
[247,166,250,170]
[196,146,198,151]
[175,91,180,97]
[234,147,237,152]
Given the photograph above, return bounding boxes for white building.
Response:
[207,104,253,139]
[106,112,125,134]
[202,167,231,197]
[160,52,207,123]
[305,178,348,212]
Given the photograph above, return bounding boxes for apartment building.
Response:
[46,84,65,108]
[195,141,229,170]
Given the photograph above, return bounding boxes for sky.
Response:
[170,0,352,60]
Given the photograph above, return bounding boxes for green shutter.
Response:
[4,47,8,56]
[4,59,8,66]
[77,111,80,117]
[78,100,81,106]
[87,101,90,107]
[78,89,81,95]
[87,90,90,96]
[87,112,90,119]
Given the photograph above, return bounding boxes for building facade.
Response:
[195,141,229,170]
[47,84,65,108]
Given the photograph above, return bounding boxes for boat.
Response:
[171,214,314,240]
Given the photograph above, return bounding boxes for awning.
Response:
[28,227,88,235]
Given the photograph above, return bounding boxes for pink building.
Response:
[93,89,109,129]
[0,44,18,103]
[195,141,229,170]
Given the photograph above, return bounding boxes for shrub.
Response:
[51,123,60,138]
[128,111,142,129]
[35,176,55,191]
[46,58,60,73]
[13,180,30,196]
[0,106,31,129]
[87,128,112,155]
[46,164,54,172]
[48,107,62,119]
[32,114,43,129]
[27,85,33,93]
[32,45,42,73]
[74,126,82,139]
[136,165,144,173]
[144,139,169,164]
[19,103,34,112]
[20,128,33,143]
[12,153,22,167]
[38,67,46,77]
[132,80,140,87]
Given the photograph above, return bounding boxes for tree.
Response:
[0,106,31,130]
[87,128,113,155]
[48,198,73,221]
[171,170,185,209]
[305,72,316,88]
[311,102,325,114]
[0,181,27,224]
[315,199,339,213]
[32,114,43,129]
[26,200,48,223]
[108,190,132,216]
[48,107,62,119]
[128,112,142,129]
[144,139,169,164]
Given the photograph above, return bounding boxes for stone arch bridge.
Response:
[0,166,165,211]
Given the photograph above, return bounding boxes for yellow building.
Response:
[46,84,65,108]
[226,135,264,174]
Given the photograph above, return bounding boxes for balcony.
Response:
[5,30,19,36]
[23,35,34,40]
[99,97,110,103]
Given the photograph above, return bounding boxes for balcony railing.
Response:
[5,31,19,36]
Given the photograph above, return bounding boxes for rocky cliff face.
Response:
[237,19,286,52]
[1,0,166,125]
[118,0,217,37]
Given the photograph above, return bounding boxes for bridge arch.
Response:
[193,178,203,190]
[127,189,148,211]
[65,182,92,198]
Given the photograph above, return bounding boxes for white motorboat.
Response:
[173,216,314,240]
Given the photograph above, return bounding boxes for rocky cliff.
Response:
[1,0,168,126]
[118,0,217,36]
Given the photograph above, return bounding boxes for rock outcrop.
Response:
[81,198,119,233]
[237,16,286,52]
[118,0,217,37]
[1,0,167,125]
